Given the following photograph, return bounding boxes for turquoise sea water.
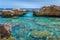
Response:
[1,12,60,40]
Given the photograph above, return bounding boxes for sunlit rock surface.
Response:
[34,5,60,16]
[2,10,14,17]
[0,8,27,17]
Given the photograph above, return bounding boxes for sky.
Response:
[0,0,60,8]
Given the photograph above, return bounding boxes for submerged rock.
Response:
[49,36,56,40]
[7,36,15,40]
[1,36,15,40]
[0,24,12,39]
[26,30,52,40]
[30,30,51,38]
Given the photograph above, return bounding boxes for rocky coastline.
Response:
[0,8,27,17]
[0,5,60,17]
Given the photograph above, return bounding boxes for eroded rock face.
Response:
[34,5,60,16]
[0,24,12,39]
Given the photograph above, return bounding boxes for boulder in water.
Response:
[12,8,25,16]
[30,30,51,38]
[34,5,60,16]
[0,24,12,39]
[2,10,14,17]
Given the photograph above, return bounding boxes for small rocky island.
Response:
[33,5,60,16]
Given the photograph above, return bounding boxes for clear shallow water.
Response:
[1,12,60,40]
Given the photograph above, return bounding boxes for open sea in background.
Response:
[0,8,60,40]
[0,8,40,10]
